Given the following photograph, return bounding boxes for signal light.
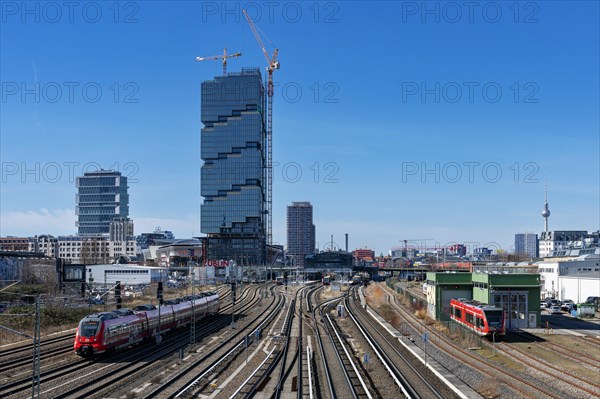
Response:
[115,281,122,309]
[157,282,164,305]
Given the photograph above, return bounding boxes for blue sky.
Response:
[1,1,598,255]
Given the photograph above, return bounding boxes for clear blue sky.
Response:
[1,1,598,255]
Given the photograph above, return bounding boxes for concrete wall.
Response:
[558,277,600,303]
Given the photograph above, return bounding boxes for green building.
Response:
[426,271,541,328]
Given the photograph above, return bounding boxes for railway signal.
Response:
[115,281,122,309]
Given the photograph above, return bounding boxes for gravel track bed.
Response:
[191,288,289,398]
[377,283,591,399]
[313,290,354,399]
[2,286,251,399]
[331,308,397,398]
[116,287,269,399]
[346,291,456,399]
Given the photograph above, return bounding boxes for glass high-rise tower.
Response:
[200,68,266,264]
[76,170,129,236]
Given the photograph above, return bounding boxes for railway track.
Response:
[0,285,254,399]
[232,287,299,398]
[344,287,450,399]
[0,286,231,368]
[139,285,284,398]
[315,292,373,398]
[379,284,573,399]
[508,330,600,368]
[56,286,262,399]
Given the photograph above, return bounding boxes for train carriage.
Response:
[74,291,220,358]
[449,298,505,337]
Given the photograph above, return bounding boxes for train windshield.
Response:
[484,310,503,327]
[79,321,100,337]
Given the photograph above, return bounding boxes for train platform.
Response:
[358,288,484,399]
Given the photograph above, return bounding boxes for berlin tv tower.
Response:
[542,177,551,233]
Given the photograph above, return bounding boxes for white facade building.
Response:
[539,230,588,258]
[537,248,600,302]
[85,264,168,287]
[27,234,136,264]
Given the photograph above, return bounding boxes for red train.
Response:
[449,298,505,337]
[74,291,219,358]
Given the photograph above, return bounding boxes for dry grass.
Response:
[379,304,400,326]
[476,379,502,399]
[150,375,163,384]
[414,308,427,320]
[478,347,526,372]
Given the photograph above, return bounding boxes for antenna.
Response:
[542,176,550,233]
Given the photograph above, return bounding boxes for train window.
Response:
[485,310,503,327]
[466,313,474,325]
[80,321,99,337]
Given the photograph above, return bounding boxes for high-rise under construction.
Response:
[200,68,266,265]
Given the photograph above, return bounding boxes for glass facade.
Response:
[76,170,129,236]
[200,68,266,264]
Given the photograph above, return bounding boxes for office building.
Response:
[515,233,539,258]
[200,68,267,264]
[287,202,315,267]
[539,230,588,258]
[76,170,129,236]
[353,248,375,263]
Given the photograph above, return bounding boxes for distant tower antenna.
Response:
[542,176,551,233]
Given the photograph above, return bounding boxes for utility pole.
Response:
[231,263,237,329]
[31,296,41,399]
[190,258,196,347]
[157,280,163,344]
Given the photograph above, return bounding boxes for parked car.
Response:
[561,300,574,311]
[547,299,561,308]
[585,296,600,307]
[548,305,562,314]
[544,298,556,308]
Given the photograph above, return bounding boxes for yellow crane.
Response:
[195,47,242,76]
[243,9,280,246]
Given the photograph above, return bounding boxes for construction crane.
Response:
[195,47,242,76]
[243,9,280,246]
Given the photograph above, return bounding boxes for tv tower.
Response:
[542,177,551,233]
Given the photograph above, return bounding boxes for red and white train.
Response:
[449,298,505,337]
[74,291,219,358]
